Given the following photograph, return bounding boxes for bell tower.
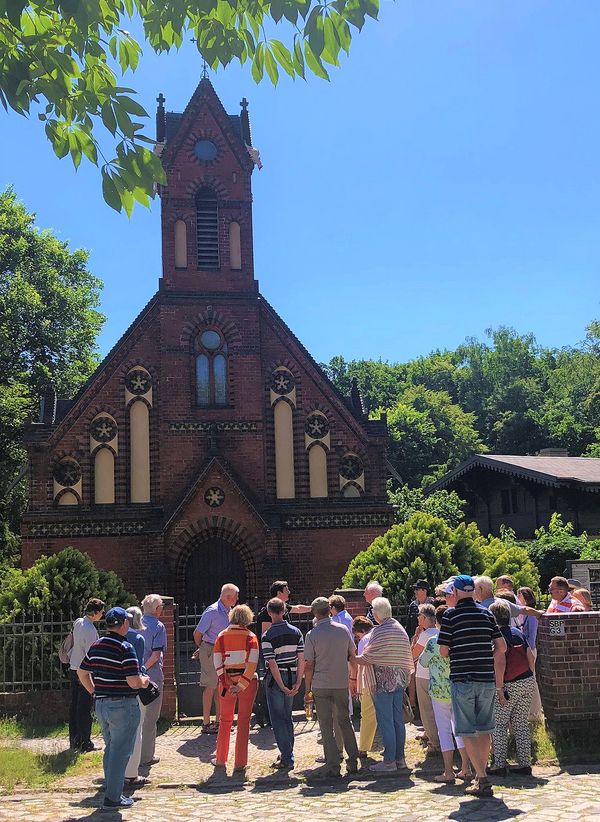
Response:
[156,79,259,293]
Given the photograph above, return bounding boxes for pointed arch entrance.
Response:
[183,537,247,608]
[170,520,260,608]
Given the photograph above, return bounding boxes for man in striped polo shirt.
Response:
[438,575,507,798]
[262,598,305,770]
[78,607,150,810]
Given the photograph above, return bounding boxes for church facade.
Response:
[22,80,392,606]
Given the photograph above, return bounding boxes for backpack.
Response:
[58,630,74,665]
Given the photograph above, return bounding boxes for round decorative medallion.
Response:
[305,413,330,439]
[339,454,364,480]
[194,139,218,162]
[90,416,117,442]
[204,487,225,508]
[125,369,152,395]
[53,458,82,487]
[270,369,295,395]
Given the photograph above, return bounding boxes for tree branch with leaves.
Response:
[0,0,379,213]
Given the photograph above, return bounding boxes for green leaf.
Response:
[270,0,284,22]
[6,0,27,27]
[332,12,352,53]
[101,101,117,135]
[323,15,341,65]
[251,42,264,83]
[68,131,83,169]
[305,8,325,57]
[271,40,295,78]
[113,103,135,137]
[101,170,122,212]
[119,185,135,218]
[293,36,306,79]
[304,41,329,80]
[117,95,148,117]
[361,0,379,21]
[264,47,279,85]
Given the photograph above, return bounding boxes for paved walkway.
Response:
[2,720,600,821]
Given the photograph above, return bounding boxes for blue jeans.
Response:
[373,688,405,763]
[265,676,294,764]
[451,679,496,737]
[95,697,140,802]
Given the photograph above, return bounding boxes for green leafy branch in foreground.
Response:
[0,0,379,213]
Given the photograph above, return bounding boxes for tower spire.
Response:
[156,92,166,143]
[240,97,252,146]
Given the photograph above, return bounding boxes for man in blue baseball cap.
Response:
[78,606,150,810]
[437,575,507,798]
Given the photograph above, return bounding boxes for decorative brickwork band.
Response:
[28,521,148,538]
[283,512,391,529]
[168,421,259,432]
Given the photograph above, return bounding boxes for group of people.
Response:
[69,570,594,809]
[67,595,167,810]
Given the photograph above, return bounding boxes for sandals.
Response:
[124,776,150,787]
[203,721,219,734]
[455,770,473,781]
[433,773,455,784]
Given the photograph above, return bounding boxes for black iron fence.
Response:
[0,612,73,691]
[0,593,557,695]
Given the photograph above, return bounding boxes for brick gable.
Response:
[22,80,391,603]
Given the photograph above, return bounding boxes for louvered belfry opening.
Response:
[196,187,219,269]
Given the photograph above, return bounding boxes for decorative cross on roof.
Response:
[240,97,249,111]
[156,93,165,107]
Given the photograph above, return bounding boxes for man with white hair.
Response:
[474,576,543,625]
[140,594,167,766]
[438,575,507,798]
[193,583,239,733]
[364,581,383,622]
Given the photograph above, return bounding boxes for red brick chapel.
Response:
[22,79,392,606]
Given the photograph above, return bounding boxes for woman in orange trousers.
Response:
[213,604,259,772]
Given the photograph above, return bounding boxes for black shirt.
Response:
[255,604,290,647]
[437,598,502,682]
[407,596,433,638]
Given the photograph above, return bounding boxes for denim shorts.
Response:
[451,679,496,737]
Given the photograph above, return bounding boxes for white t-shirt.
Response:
[70,615,99,670]
[414,626,439,680]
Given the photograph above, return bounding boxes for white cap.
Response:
[443,577,457,595]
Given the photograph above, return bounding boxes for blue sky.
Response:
[2,1,599,364]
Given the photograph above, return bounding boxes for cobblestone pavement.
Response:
[2,719,600,821]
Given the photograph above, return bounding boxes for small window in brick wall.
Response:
[196,188,219,270]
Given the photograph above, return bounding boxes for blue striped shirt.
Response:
[262,621,304,674]
[79,633,141,698]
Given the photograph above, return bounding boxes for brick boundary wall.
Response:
[537,612,600,727]
[158,596,176,721]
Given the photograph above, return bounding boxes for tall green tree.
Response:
[321,356,404,413]
[0,188,104,569]
[382,385,485,486]
[0,0,379,213]
[387,483,466,528]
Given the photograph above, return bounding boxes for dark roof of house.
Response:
[427,454,600,493]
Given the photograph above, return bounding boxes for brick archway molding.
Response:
[168,516,260,604]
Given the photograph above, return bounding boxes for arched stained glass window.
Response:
[195,330,228,407]
[214,354,227,406]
